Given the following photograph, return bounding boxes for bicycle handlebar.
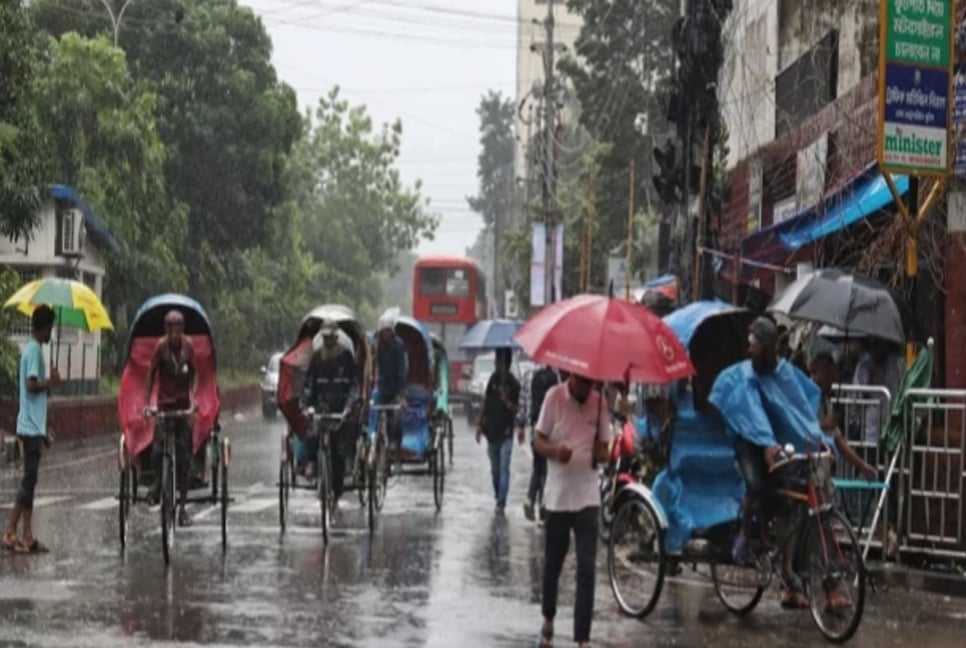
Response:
[149,409,194,419]
[370,404,402,412]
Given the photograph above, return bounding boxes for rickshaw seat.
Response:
[118,335,220,459]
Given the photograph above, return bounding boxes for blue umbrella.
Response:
[458,318,523,350]
[663,300,752,350]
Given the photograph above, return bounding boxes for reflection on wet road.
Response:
[1,414,964,646]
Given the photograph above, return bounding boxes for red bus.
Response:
[412,255,487,401]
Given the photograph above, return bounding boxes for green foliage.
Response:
[0,1,49,240]
[32,33,187,369]
[21,2,437,373]
[560,0,678,284]
[0,269,24,392]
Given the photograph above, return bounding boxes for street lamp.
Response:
[97,0,136,48]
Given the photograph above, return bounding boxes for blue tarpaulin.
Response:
[709,360,834,452]
[741,166,908,265]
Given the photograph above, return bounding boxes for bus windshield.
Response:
[419,267,470,298]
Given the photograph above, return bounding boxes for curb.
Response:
[869,563,966,598]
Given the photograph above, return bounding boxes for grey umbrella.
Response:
[768,269,904,345]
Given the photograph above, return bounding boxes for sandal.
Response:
[15,539,49,554]
[2,533,20,551]
[537,621,553,647]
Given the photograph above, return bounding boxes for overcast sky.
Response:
[241,0,519,256]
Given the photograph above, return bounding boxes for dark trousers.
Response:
[151,416,192,491]
[16,436,44,509]
[527,441,547,506]
[304,421,355,501]
[735,438,770,536]
[542,507,599,643]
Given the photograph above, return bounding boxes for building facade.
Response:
[0,185,119,395]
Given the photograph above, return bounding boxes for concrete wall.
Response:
[0,384,260,445]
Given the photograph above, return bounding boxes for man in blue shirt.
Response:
[3,304,59,554]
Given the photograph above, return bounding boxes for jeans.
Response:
[486,436,513,506]
[16,436,44,509]
[542,507,599,642]
[527,441,547,506]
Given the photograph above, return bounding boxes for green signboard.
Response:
[877,0,955,176]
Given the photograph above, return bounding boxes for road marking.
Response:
[232,498,275,513]
[0,495,72,509]
[78,497,118,511]
[193,504,219,520]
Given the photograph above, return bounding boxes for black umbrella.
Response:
[768,269,904,345]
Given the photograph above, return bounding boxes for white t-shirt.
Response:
[536,384,613,512]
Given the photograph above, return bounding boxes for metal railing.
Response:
[830,384,898,560]
[901,388,966,560]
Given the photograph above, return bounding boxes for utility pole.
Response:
[586,165,596,292]
[541,0,558,305]
[626,157,636,301]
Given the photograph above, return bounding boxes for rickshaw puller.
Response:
[300,320,360,509]
[374,311,407,447]
[143,309,197,527]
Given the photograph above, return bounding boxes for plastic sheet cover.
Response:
[650,392,744,553]
[708,360,833,452]
[367,386,432,459]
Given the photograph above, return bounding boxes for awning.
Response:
[740,165,908,266]
[632,274,677,302]
[51,184,121,254]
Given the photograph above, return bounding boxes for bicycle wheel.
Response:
[433,443,445,513]
[279,436,291,533]
[377,436,389,512]
[220,457,228,550]
[160,453,176,565]
[356,437,369,510]
[318,444,330,545]
[446,416,454,467]
[608,495,665,618]
[599,473,615,543]
[801,508,866,643]
[711,560,767,616]
[210,434,220,500]
[119,466,130,548]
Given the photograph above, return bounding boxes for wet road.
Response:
[1,413,964,647]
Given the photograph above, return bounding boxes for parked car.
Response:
[261,352,283,418]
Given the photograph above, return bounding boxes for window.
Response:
[83,271,97,292]
[775,30,839,138]
[419,267,470,298]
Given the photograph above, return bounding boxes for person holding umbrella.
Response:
[475,348,520,513]
[3,305,58,554]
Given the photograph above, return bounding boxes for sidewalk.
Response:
[869,561,966,598]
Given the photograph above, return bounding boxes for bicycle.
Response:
[367,403,400,534]
[609,446,866,643]
[149,409,193,565]
[305,408,345,546]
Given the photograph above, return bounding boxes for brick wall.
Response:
[0,384,259,443]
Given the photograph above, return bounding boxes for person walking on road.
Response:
[475,348,520,514]
[516,364,563,522]
[3,305,58,554]
[533,373,612,648]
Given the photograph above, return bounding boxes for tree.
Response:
[561,0,679,285]
[31,33,187,366]
[290,90,438,322]
[0,1,49,240]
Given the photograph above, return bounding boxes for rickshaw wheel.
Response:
[119,466,130,548]
[210,435,220,501]
[711,561,766,616]
[608,495,665,618]
[279,435,291,533]
[318,445,331,545]
[432,441,444,513]
[220,460,228,551]
[802,509,865,643]
[446,416,454,467]
[160,454,176,565]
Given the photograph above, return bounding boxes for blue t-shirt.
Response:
[17,339,47,437]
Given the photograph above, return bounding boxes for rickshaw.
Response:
[276,304,372,544]
[607,301,866,643]
[429,333,454,467]
[368,316,445,515]
[116,294,228,563]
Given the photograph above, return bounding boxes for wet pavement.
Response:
[1,413,964,647]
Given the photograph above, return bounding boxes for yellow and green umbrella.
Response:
[4,277,113,332]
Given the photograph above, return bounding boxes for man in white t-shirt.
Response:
[533,373,612,648]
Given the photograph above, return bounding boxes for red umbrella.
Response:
[513,294,694,383]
